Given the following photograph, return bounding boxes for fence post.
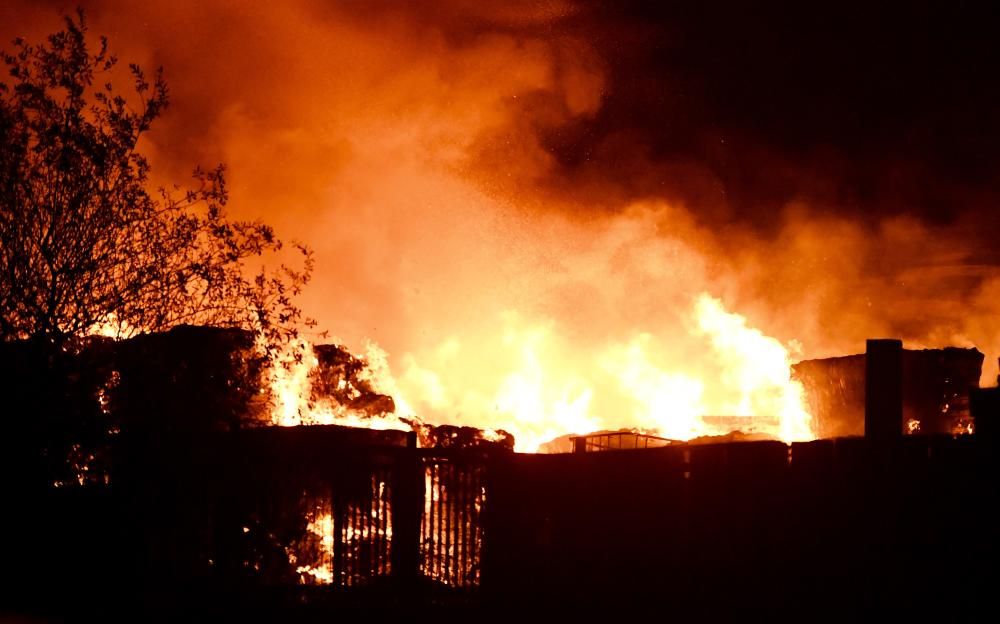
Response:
[390,432,423,592]
[971,387,1000,440]
[865,338,904,442]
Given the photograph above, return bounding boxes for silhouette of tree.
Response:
[0,10,314,354]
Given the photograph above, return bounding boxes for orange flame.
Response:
[295,513,335,584]
[267,339,413,430]
[267,294,815,451]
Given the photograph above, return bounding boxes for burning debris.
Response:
[267,339,410,430]
[312,344,397,417]
[386,292,817,452]
[415,424,515,451]
[261,291,822,453]
[267,341,516,450]
[793,346,984,437]
[264,291,817,453]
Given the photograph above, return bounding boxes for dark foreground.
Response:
[2,427,997,621]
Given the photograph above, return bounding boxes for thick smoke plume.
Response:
[3,1,997,444]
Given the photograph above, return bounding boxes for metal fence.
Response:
[206,430,491,593]
[135,424,997,615]
[419,453,487,588]
[292,468,394,586]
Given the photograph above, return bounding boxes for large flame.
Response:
[268,292,814,451]
[12,0,990,442]
[268,339,414,430]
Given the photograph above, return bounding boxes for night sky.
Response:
[551,1,1000,230]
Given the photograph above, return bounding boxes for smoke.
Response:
[2,0,998,412]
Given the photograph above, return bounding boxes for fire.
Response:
[692,294,813,443]
[267,339,413,430]
[295,513,335,584]
[267,294,815,451]
[288,479,394,586]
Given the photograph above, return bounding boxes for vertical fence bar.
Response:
[366,476,372,580]
[472,466,486,585]
[378,472,385,576]
[420,466,427,577]
[333,497,343,587]
[430,462,437,581]
[434,461,441,581]
[436,462,443,582]
[379,472,387,576]
[372,475,377,578]
[351,491,357,585]
[463,463,471,586]
[390,447,422,591]
[866,338,904,442]
[386,471,392,575]
[455,463,461,586]
[386,472,391,575]
[469,464,476,586]
[373,474,378,577]
[358,479,364,583]
[451,462,458,586]
[364,474,372,579]
[377,473,385,576]
[441,463,452,585]
[429,463,435,579]
[459,462,464,587]
[438,461,444,583]
[347,498,355,586]
[459,464,466,587]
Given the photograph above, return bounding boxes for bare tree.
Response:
[0,10,314,353]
